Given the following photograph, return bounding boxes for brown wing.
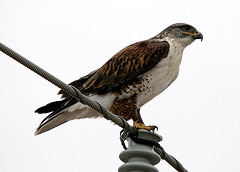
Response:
[82,40,170,94]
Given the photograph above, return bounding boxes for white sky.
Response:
[0,0,239,171]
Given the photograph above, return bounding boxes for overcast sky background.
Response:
[0,0,239,171]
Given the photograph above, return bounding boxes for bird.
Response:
[35,23,203,135]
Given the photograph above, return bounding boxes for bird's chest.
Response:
[118,41,184,107]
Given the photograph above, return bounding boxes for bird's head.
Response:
[156,23,203,47]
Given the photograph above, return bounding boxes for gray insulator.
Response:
[119,130,161,172]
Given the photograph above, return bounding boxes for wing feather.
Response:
[83,40,170,94]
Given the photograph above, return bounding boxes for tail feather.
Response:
[35,102,101,135]
[35,98,79,135]
[35,111,70,135]
[35,93,116,135]
[34,69,108,135]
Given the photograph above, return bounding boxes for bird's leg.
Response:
[132,109,158,131]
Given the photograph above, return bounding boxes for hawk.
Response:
[35,23,203,135]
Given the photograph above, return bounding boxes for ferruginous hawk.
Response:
[35,23,203,135]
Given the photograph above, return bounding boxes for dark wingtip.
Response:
[35,106,51,114]
[35,100,66,114]
[35,107,46,114]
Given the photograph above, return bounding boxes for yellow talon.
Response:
[133,121,157,131]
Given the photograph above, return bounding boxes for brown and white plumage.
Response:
[35,23,203,135]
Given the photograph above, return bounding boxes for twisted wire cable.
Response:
[154,147,188,172]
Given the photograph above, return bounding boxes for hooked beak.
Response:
[185,31,203,41]
[194,31,203,41]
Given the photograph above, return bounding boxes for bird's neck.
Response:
[153,36,192,49]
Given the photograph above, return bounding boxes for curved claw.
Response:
[150,125,158,132]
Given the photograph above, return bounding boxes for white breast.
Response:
[136,39,185,108]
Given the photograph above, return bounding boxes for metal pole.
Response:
[119,130,162,172]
